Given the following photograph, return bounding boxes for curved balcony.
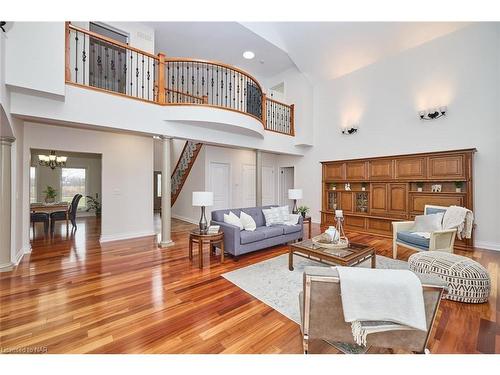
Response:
[65,22,294,136]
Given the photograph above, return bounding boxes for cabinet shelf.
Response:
[409,191,467,195]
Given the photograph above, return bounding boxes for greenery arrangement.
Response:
[330,183,336,190]
[43,186,57,202]
[86,193,101,216]
[297,205,310,217]
[361,182,368,190]
[454,181,463,188]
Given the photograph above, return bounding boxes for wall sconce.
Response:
[341,126,359,135]
[419,106,447,121]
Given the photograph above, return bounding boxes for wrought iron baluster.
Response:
[74,31,79,83]
[82,34,86,84]
[135,51,139,98]
[130,52,133,96]
[142,55,145,99]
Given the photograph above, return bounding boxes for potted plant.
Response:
[454,181,463,193]
[297,206,310,218]
[86,193,101,217]
[361,182,368,191]
[43,186,57,203]
[331,183,336,191]
[416,182,424,192]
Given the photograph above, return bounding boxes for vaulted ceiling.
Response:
[146,22,470,85]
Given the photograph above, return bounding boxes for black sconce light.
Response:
[419,106,447,121]
[0,22,6,33]
[341,126,359,135]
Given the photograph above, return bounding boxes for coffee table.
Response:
[289,239,376,271]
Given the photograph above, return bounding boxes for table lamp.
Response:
[192,191,214,234]
[288,188,303,214]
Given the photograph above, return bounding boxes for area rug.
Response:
[222,253,408,353]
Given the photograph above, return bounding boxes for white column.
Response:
[159,136,174,248]
[0,136,15,271]
[255,149,262,207]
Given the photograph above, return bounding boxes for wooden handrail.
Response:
[166,88,205,102]
[68,23,159,60]
[266,96,293,108]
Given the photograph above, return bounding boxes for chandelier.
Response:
[38,150,68,169]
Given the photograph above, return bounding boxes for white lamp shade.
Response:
[192,191,214,207]
[288,189,303,200]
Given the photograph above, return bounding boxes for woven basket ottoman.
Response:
[408,251,490,303]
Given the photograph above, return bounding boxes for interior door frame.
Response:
[278,166,294,206]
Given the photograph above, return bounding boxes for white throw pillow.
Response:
[284,213,300,226]
[276,206,290,223]
[262,207,282,226]
[412,213,444,232]
[240,211,256,231]
[223,211,244,230]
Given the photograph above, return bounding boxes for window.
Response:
[156,173,162,197]
[61,168,86,209]
[30,167,37,203]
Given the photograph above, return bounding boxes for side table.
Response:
[189,229,225,269]
[303,216,312,239]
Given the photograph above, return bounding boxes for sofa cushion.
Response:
[241,207,267,227]
[262,207,285,226]
[240,211,257,231]
[240,230,266,245]
[282,224,302,235]
[258,225,285,239]
[223,211,243,230]
[412,213,443,232]
[396,231,430,250]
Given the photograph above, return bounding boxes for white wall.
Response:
[11,118,25,263]
[6,22,65,97]
[288,23,500,250]
[22,122,154,244]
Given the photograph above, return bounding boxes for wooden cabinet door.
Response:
[427,154,465,180]
[409,194,464,214]
[324,163,345,181]
[370,183,387,215]
[369,159,394,180]
[388,183,408,217]
[344,215,366,230]
[395,157,426,179]
[340,191,353,212]
[345,161,368,180]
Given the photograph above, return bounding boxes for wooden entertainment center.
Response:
[320,148,476,250]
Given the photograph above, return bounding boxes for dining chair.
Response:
[50,194,82,234]
[31,212,50,238]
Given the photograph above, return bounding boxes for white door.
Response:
[279,167,294,206]
[209,162,230,210]
[242,164,256,207]
[262,166,276,206]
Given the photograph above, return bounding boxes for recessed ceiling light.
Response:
[243,51,255,60]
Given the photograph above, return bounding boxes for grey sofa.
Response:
[211,205,303,258]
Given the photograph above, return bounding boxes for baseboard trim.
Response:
[0,262,14,272]
[172,214,198,225]
[100,231,156,243]
[474,241,500,252]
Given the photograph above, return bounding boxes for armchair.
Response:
[392,205,457,259]
[299,266,447,354]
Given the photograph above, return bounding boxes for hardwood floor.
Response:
[1,215,498,354]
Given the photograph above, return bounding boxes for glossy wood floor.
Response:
[1,215,498,354]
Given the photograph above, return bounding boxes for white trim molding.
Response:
[475,241,500,252]
[100,231,156,243]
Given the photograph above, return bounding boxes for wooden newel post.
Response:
[261,93,267,128]
[157,53,166,104]
[290,104,295,136]
[65,22,71,82]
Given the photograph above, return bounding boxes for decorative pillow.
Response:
[412,213,444,233]
[239,211,256,231]
[284,213,300,226]
[223,211,243,230]
[276,206,290,223]
[262,208,282,226]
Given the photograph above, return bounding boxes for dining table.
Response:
[30,202,70,235]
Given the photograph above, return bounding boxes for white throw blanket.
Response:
[336,266,427,346]
[443,205,474,240]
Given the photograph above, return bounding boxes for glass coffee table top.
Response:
[292,239,372,259]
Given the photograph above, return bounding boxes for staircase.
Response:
[171,141,203,206]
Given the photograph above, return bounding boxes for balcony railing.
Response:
[65,22,294,136]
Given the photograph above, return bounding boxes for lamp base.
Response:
[292,199,298,214]
[199,206,208,234]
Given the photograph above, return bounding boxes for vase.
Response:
[45,197,55,204]
[417,187,423,192]
[456,188,461,193]
[301,212,306,218]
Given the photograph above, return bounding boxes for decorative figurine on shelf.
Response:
[344,183,351,191]
[416,182,424,192]
[454,181,463,193]
[361,182,367,191]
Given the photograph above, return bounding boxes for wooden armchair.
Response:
[392,205,457,259]
[299,266,447,354]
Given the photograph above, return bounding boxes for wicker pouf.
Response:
[408,251,490,303]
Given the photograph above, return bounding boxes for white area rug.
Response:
[222,253,408,324]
